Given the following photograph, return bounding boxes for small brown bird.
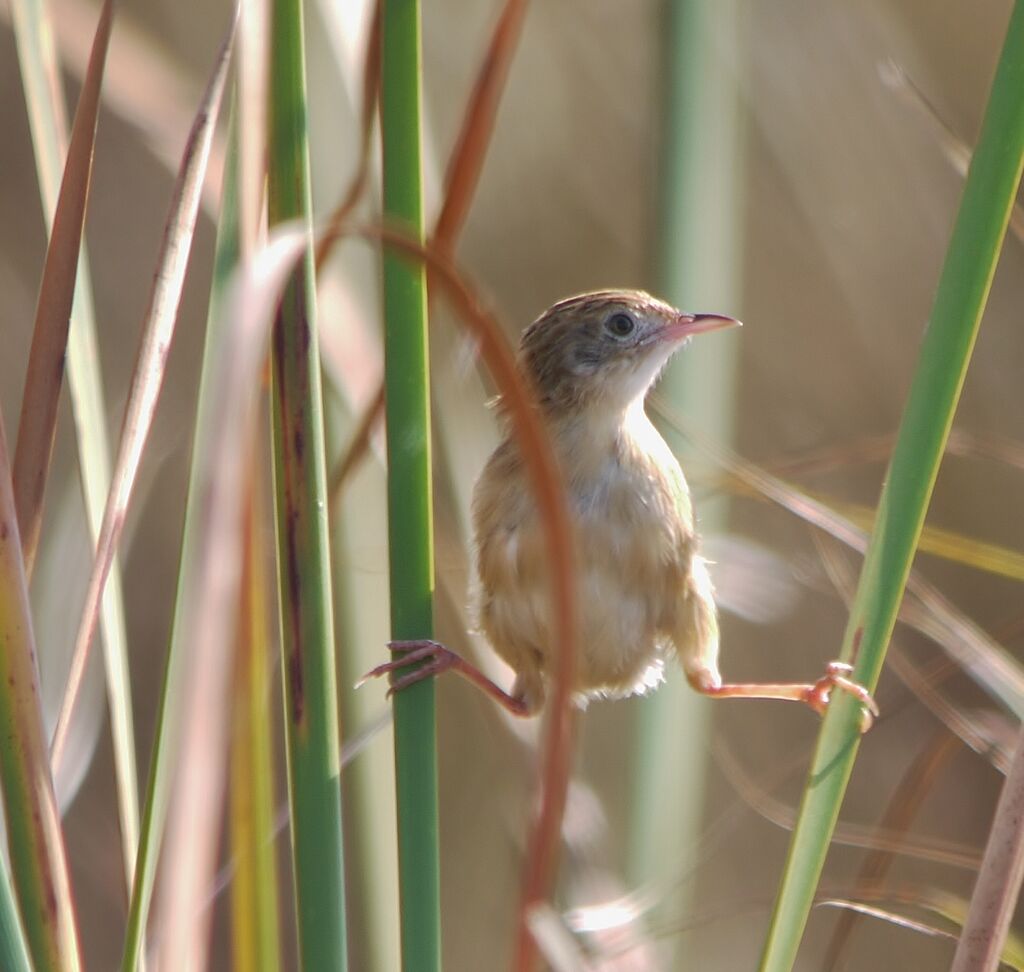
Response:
[369,290,876,728]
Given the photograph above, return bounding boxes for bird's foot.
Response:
[359,640,457,696]
[802,661,879,733]
[359,639,532,716]
[692,660,879,733]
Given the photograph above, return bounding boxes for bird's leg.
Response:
[690,661,879,733]
[360,640,533,717]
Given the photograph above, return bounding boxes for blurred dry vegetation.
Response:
[2,0,1023,969]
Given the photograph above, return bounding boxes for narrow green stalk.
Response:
[760,4,1024,968]
[229,475,281,972]
[326,407,401,972]
[380,2,441,970]
[631,0,744,943]
[267,0,348,967]
[0,855,30,972]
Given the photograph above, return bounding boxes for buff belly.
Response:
[475,464,694,706]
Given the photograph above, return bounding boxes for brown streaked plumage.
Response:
[367,290,877,728]
[472,289,724,710]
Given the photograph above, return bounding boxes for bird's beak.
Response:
[659,312,742,343]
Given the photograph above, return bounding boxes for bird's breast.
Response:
[472,418,697,696]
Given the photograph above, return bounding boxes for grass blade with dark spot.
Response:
[267,0,348,965]
[10,0,141,907]
[0,417,81,970]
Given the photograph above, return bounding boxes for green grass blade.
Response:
[0,421,81,971]
[267,0,348,967]
[0,853,30,972]
[10,0,140,903]
[380,3,440,971]
[759,4,1024,968]
[229,475,282,972]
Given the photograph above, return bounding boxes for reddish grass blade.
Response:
[155,222,307,972]
[318,8,565,959]
[951,723,1024,972]
[12,0,113,581]
[366,228,576,972]
[12,0,145,923]
[49,14,236,775]
[321,0,531,501]
[432,0,529,253]
[2,0,226,214]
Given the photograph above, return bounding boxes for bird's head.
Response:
[518,290,739,416]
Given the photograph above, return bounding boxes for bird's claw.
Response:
[802,661,879,733]
[358,639,455,697]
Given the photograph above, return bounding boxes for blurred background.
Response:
[2,0,1022,968]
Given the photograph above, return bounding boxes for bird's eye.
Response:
[606,312,636,338]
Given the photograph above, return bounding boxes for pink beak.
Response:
[659,312,742,343]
